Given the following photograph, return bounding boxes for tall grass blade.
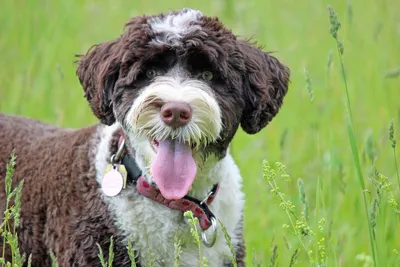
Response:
[50,250,58,267]
[173,236,182,267]
[127,241,137,267]
[97,243,107,267]
[327,5,377,266]
[388,120,400,191]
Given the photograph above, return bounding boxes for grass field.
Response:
[1,0,400,266]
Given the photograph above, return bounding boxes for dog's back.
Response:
[1,114,65,264]
[0,114,129,266]
[0,113,68,209]
[0,113,78,195]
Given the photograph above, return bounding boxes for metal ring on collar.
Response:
[201,217,217,248]
[111,138,125,164]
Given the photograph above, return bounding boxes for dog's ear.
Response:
[238,40,290,134]
[76,39,122,125]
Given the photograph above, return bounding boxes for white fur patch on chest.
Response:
[95,125,245,267]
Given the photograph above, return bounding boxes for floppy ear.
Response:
[238,40,290,134]
[76,39,122,125]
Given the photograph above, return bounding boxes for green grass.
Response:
[1,0,400,266]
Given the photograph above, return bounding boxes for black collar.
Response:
[121,153,142,185]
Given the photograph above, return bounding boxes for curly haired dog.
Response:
[0,8,290,267]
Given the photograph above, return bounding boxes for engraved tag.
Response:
[101,165,124,197]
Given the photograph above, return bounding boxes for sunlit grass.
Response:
[1,0,400,266]
[327,4,376,265]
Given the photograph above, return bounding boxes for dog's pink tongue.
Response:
[151,139,197,200]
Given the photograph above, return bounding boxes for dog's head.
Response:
[77,8,290,200]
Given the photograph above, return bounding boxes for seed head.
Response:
[298,179,309,221]
[326,50,334,76]
[384,67,400,79]
[303,68,314,101]
[388,196,399,213]
[389,120,397,149]
[327,5,341,39]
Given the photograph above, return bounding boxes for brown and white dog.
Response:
[0,8,290,267]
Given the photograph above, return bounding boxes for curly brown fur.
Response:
[237,39,290,134]
[0,115,135,267]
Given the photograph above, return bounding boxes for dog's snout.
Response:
[160,101,192,128]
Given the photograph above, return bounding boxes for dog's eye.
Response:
[201,71,213,81]
[145,69,157,79]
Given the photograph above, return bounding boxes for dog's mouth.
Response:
[150,139,159,153]
[149,137,198,200]
[150,139,197,153]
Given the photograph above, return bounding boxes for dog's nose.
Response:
[160,102,192,128]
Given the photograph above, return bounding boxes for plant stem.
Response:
[393,147,400,191]
[335,35,377,267]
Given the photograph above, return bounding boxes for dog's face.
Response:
[77,8,290,200]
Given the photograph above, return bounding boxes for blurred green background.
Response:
[1,0,399,266]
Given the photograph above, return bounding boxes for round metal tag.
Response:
[101,167,124,197]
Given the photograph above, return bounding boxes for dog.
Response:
[0,8,290,267]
